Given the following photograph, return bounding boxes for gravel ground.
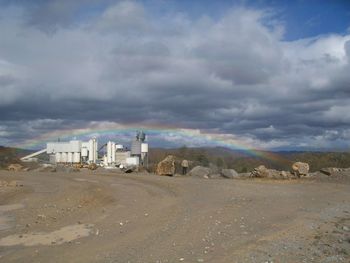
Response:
[0,170,349,263]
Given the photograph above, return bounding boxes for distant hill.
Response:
[0,146,32,168]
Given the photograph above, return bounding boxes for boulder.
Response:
[221,169,239,179]
[188,166,211,178]
[320,167,341,176]
[88,163,98,170]
[251,165,270,178]
[156,155,176,176]
[7,163,24,172]
[292,162,309,177]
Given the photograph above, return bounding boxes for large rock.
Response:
[88,163,98,170]
[156,155,176,176]
[188,166,211,178]
[292,162,309,177]
[221,169,239,179]
[251,165,270,178]
[319,167,341,176]
[7,163,24,172]
[251,165,295,179]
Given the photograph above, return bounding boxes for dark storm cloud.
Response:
[0,1,350,149]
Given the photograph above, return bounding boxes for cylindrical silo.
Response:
[141,143,148,153]
[116,144,124,151]
[88,139,94,162]
[55,152,61,163]
[112,142,116,163]
[131,140,142,155]
[81,148,88,157]
[68,152,73,163]
[107,141,112,164]
[61,152,67,163]
[73,152,80,163]
[93,139,98,163]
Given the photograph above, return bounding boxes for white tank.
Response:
[67,152,73,163]
[93,139,98,163]
[55,152,61,163]
[81,148,88,157]
[112,142,116,163]
[73,152,80,163]
[116,144,124,150]
[61,152,67,163]
[141,143,148,153]
[88,139,94,162]
[107,141,112,164]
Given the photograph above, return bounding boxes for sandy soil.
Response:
[0,170,349,263]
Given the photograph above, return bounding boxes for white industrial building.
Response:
[46,138,98,164]
[21,131,149,168]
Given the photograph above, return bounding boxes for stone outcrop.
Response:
[156,155,176,176]
[320,167,341,176]
[292,162,310,177]
[188,166,212,178]
[221,169,239,179]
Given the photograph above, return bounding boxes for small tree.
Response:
[197,153,209,167]
[216,157,225,168]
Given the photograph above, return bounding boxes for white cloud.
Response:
[0,2,349,149]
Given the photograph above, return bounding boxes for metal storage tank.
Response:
[88,139,94,162]
[131,140,141,155]
[112,142,116,163]
[107,141,112,164]
[55,152,61,163]
[61,152,67,163]
[116,144,124,151]
[73,152,80,163]
[81,148,88,157]
[141,143,148,153]
[68,152,73,163]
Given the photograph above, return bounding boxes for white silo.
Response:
[68,152,73,163]
[73,152,80,163]
[81,148,88,158]
[88,139,94,163]
[112,142,116,163]
[107,141,112,164]
[93,138,98,163]
[55,152,61,163]
[61,152,67,163]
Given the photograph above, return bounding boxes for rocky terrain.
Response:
[0,164,349,263]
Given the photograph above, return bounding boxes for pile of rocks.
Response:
[250,165,295,179]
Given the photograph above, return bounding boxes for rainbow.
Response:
[14,122,291,166]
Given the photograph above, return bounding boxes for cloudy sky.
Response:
[0,0,350,151]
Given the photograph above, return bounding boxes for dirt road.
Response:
[0,170,349,263]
